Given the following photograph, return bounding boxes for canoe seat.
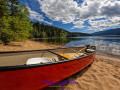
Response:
[59,47,87,60]
[60,53,85,60]
[26,57,53,65]
[60,54,73,59]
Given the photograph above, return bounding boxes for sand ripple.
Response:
[46,55,120,90]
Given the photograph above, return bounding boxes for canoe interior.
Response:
[0,46,96,67]
[0,46,96,90]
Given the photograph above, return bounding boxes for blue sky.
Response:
[20,0,120,33]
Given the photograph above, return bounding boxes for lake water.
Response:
[65,36,120,56]
[36,36,120,56]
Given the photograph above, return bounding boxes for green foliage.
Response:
[9,16,32,41]
[17,4,29,18]
[9,0,19,16]
[0,0,9,17]
[0,0,33,45]
[36,38,70,45]
[31,22,70,38]
[0,0,12,45]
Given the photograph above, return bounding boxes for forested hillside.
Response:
[30,22,92,38]
[31,22,70,38]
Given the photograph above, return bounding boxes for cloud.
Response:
[75,0,120,30]
[38,0,120,31]
[38,0,81,24]
[71,20,85,29]
[79,0,120,19]
[88,17,120,31]
[101,1,120,17]
[27,6,52,25]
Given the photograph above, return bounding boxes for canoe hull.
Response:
[0,53,96,90]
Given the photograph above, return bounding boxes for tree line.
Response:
[30,22,92,39]
[31,22,70,38]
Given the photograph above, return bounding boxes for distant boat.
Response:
[0,45,96,90]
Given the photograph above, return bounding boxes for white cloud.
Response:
[90,17,120,30]
[77,0,120,30]
[38,0,81,24]
[27,7,52,25]
[37,0,120,31]
[79,0,120,19]
[71,20,85,29]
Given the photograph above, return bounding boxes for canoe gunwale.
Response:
[0,47,85,54]
[0,46,96,72]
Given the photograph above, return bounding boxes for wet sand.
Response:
[0,40,120,90]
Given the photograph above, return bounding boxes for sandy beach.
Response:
[0,40,58,51]
[69,55,120,90]
[0,40,120,90]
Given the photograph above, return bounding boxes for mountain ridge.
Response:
[92,28,120,36]
[70,32,91,37]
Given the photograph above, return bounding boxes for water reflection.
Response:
[34,37,70,45]
[36,36,120,56]
[65,36,120,56]
[90,41,120,56]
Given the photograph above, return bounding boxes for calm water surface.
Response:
[37,36,120,56]
[65,36,120,56]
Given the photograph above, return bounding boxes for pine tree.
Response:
[0,0,33,45]
[0,0,9,17]
[9,2,33,43]
[0,0,11,44]
[9,0,19,16]
[31,22,70,39]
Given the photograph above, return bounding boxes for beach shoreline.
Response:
[0,40,59,51]
[0,40,120,90]
[0,40,119,60]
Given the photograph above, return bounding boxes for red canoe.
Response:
[0,46,96,90]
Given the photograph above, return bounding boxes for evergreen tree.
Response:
[0,0,11,44]
[17,4,29,18]
[9,0,19,16]
[0,0,33,45]
[31,22,70,39]
[9,2,33,43]
[0,0,9,17]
